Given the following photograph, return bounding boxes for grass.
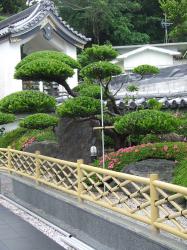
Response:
[0,127,57,150]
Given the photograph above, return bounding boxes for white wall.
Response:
[123,50,173,70]
[64,41,78,89]
[0,30,79,99]
[0,41,22,99]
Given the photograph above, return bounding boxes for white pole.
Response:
[100,83,105,169]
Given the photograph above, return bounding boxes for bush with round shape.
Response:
[133,64,159,75]
[78,44,118,67]
[0,91,56,114]
[114,110,180,135]
[57,96,101,118]
[20,113,59,129]
[0,112,15,124]
[80,61,122,80]
[16,51,80,70]
[15,58,74,82]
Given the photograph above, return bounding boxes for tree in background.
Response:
[159,0,187,41]
[0,0,26,15]
[56,0,163,45]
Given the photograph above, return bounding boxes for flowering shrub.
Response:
[98,142,187,186]
[22,137,36,150]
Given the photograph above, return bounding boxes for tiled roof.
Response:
[0,0,91,44]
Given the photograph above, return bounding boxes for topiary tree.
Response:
[15,51,80,97]
[133,64,160,76]
[114,110,180,136]
[0,90,56,114]
[20,113,59,130]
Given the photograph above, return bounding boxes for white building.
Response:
[0,0,90,99]
[113,43,187,72]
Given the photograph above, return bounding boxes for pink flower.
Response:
[163,145,168,152]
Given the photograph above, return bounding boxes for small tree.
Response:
[15,51,80,97]
[133,64,160,77]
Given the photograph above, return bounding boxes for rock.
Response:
[123,159,176,183]
[24,141,62,159]
[56,117,102,163]
[159,133,185,142]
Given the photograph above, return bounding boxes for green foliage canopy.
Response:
[15,58,74,82]
[16,51,80,70]
[0,90,56,114]
[20,113,59,129]
[57,96,101,118]
[133,64,160,75]
[80,61,122,81]
[159,0,187,41]
[74,83,103,99]
[78,45,118,67]
[0,112,15,125]
[114,110,180,135]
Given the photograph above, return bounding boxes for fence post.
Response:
[35,151,40,185]
[150,173,160,233]
[7,146,12,173]
[77,159,84,202]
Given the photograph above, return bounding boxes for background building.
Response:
[0,0,90,99]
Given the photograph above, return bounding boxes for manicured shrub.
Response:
[80,61,122,80]
[0,112,15,124]
[78,44,118,67]
[20,113,59,129]
[15,58,74,82]
[16,51,80,70]
[97,142,187,186]
[114,110,180,135]
[133,64,159,75]
[0,91,56,114]
[57,96,101,118]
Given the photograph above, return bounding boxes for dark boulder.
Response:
[24,141,62,159]
[123,159,176,183]
[56,117,102,163]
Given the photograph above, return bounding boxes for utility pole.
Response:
[161,13,173,43]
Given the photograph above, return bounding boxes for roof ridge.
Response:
[0,0,91,43]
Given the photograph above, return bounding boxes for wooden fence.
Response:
[0,147,187,240]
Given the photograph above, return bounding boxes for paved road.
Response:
[0,205,65,250]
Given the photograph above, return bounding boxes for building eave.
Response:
[0,0,91,47]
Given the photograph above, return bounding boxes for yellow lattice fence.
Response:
[0,147,186,240]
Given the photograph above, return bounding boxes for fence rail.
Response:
[0,147,187,240]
